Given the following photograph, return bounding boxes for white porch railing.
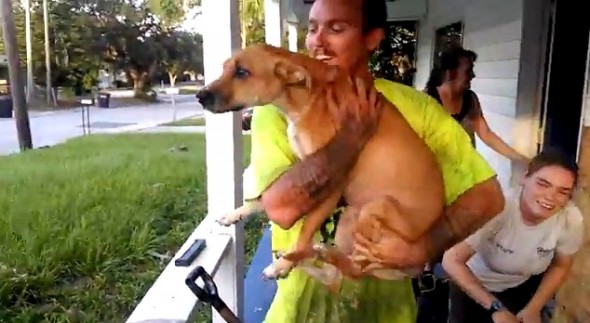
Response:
[126,0,245,322]
[125,215,237,322]
[125,0,306,321]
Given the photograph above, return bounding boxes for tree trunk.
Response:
[128,68,148,97]
[168,72,177,87]
[133,77,146,96]
[0,0,33,150]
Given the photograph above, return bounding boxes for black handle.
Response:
[185,266,241,323]
[175,239,207,267]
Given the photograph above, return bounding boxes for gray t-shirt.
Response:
[465,188,584,292]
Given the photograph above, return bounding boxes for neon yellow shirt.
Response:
[247,79,496,323]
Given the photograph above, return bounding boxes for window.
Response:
[433,22,464,59]
[369,20,418,85]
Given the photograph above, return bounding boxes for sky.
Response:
[180,7,205,34]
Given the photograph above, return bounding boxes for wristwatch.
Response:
[487,299,507,316]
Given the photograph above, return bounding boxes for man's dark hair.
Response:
[362,0,388,33]
[526,148,579,186]
[424,45,478,91]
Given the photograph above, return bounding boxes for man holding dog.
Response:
[246,0,505,321]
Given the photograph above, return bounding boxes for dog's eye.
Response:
[234,66,250,79]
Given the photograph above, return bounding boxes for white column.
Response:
[287,22,299,52]
[201,0,244,321]
[264,0,283,47]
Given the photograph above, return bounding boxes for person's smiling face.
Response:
[519,165,576,224]
[305,0,383,75]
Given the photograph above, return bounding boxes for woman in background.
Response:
[424,45,529,163]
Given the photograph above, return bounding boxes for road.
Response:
[0,97,203,155]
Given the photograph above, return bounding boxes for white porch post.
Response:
[264,0,283,46]
[287,22,298,52]
[201,0,244,321]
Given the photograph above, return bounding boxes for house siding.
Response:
[413,0,525,189]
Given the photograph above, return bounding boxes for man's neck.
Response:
[350,64,375,88]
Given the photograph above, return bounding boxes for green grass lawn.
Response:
[178,88,199,95]
[163,116,206,127]
[0,133,262,322]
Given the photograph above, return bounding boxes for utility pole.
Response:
[43,0,52,105]
[0,0,34,150]
[24,0,34,103]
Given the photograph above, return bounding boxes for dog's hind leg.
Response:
[262,190,343,280]
[217,200,264,226]
[349,196,429,275]
[297,259,344,295]
[311,243,363,279]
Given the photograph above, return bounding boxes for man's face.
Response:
[305,0,382,74]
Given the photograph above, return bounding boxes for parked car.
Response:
[242,107,254,131]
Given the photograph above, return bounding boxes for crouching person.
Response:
[442,150,585,323]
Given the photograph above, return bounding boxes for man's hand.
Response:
[351,177,504,268]
[492,310,520,323]
[337,77,383,142]
[352,225,427,269]
[261,78,383,229]
[516,306,541,323]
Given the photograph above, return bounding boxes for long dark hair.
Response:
[425,45,478,91]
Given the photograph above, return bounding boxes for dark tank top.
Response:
[426,87,477,147]
[426,87,474,123]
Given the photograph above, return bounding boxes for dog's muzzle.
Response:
[196,89,217,110]
[196,89,245,113]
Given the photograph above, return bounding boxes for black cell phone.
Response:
[175,239,207,267]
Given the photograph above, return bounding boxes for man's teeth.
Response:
[316,55,332,61]
[538,201,554,209]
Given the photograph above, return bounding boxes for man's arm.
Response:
[262,79,382,229]
[369,177,505,268]
[421,176,505,263]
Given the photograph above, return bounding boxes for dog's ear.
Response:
[274,61,310,87]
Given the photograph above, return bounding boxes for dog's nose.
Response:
[196,89,216,107]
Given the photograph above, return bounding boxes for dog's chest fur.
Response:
[286,120,305,159]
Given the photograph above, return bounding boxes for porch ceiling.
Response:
[280,0,427,26]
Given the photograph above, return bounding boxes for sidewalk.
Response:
[0,102,202,155]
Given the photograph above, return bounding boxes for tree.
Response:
[85,1,166,96]
[0,2,28,67]
[239,0,264,47]
[3,0,207,99]
[160,31,203,86]
[369,21,417,86]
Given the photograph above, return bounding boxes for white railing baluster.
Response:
[126,0,244,321]
[201,0,244,320]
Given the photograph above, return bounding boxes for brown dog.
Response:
[198,44,445,285]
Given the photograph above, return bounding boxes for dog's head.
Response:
[196,44,340,116]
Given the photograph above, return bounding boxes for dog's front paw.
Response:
[261,258,294,280]
[216,211,241,226]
